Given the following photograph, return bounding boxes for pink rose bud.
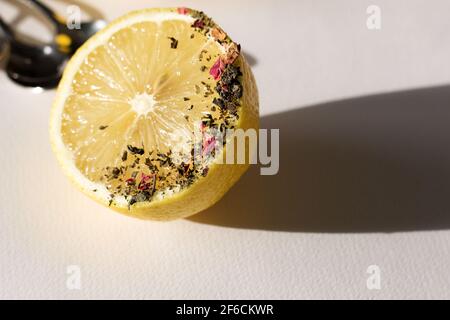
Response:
[210,58,225,80]
[177,7,189,15]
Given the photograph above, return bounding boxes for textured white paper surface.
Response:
[1,0,450,299]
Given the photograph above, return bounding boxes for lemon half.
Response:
[50,8,259,220]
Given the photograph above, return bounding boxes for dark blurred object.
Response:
[0,0,106,88]
[0,28,8,64]
[0,15,68,88]
[29,0,106,55]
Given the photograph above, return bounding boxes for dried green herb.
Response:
[122,151,128,161]
[127,145,145,155]
[168,37,178,49]
[112,167,120,178]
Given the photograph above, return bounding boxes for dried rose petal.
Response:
[138,182,150,191]
[177,7,189,15]
[224,43,241,65]
[138,173,155,191]
[203,136,216,156]
[210,58,225,80]
[140,173,152,183]
[192,19,205,29]
[126,178,135,185]
[138,184,147,191]
[211,28,227,41]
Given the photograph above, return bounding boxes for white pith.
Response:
[131,93,157,116]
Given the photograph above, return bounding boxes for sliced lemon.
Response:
[50,8,259,220]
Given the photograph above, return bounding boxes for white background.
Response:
[1,0,450,299]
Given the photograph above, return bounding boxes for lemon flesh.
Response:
[50,8,259,220]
